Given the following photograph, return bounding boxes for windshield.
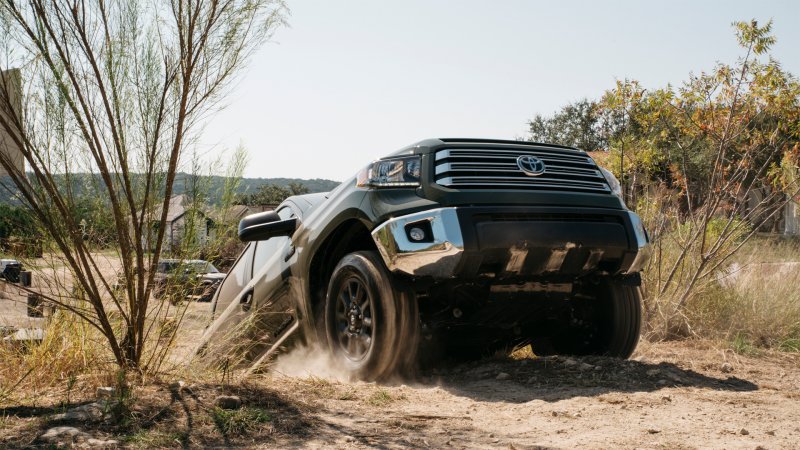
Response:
[157,261,181,273]
[189,261,219,273]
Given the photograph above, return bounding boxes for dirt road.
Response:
[3,297,798,448]
[258,340,799,449]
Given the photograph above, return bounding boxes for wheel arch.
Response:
[308,217,379,338]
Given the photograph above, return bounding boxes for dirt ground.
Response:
[258,339,800,450]
[2,280,799,448]
[0,282,47,335]
[2,336,798,449]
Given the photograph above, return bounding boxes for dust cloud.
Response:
[270,344,351,381]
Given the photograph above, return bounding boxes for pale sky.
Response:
[199,0,800,181]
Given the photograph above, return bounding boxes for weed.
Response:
[337,389,357,401]
[124,430,184,448]
[296,376,357,400]
[779,338,800,352]
[298,376,337,398]
[643,233,800,351]
[731,333,761,356]
[365,389,394,407]
[106,370,137,428]
[64,374,77,407]
[0,305,111,406]
[210,406,271,436]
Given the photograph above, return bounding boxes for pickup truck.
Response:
[196,138,650,380]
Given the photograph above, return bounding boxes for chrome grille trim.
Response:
[434,147,611,193]
[435,162,602,178]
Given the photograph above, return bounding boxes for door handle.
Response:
[239,288,254,312]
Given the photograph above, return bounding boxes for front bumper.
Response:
[371,208,464,278]
[371,206,650,279]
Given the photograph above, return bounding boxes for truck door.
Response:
[195,206,296,368]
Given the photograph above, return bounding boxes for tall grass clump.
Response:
[0,305,114,406]
[688,243,800,351]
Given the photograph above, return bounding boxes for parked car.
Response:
[0,259,23,283]
[153,259,226,303]
[196,138,650,380]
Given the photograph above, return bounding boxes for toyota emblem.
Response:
[517,155,546,176]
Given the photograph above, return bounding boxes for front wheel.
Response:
[324,251,418,381]
[531,282,642,358]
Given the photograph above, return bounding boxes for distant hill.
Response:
[172,173,341,205]
[0,174,341,206]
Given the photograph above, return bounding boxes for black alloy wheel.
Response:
[324,251,419,381]
[334,276,375,362]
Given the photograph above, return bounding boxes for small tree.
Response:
[600,20,800,335]
[0,0,287,372]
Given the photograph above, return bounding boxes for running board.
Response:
[243,321,299,378]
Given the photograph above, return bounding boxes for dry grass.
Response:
[0,307,115,407]
[0,297,207,410]
[732,235,800,264]
[209,406,272,435]
[365,389,396,407]
[688,261,800,352]
[643,235,800,352]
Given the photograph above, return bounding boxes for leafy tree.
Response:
[0,203,36,240]
[526,99,608,151]
[597,20,800,335]
[597,80,676,205]
[599,21,800,215]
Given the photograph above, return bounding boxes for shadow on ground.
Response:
[421,354,757,403]
[0,383,318,449]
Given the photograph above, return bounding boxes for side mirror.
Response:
[238,211,297,242]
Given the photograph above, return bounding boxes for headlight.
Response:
[599,166,624,199]
[356,156,421,188]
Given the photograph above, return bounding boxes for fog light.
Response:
[405,220,433,243]
[408,227,426,242]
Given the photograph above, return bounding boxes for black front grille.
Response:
[434,146,611,194]
[472,212,623,224]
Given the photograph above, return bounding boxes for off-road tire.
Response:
[532,281,641,358]
[324,251,419,381]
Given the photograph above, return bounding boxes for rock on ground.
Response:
[215,395,242,410]
[39,426,89,443]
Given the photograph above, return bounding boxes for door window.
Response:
[252,207,294,276]
[213,243,254,316]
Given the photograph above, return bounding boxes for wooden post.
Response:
[0,68,25,178]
